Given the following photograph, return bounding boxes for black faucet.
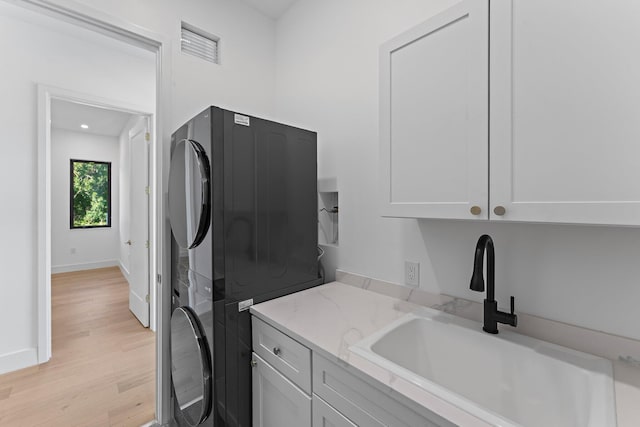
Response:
[470,235,517,334]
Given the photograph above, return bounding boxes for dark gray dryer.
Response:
[169,131,215,426]
[168,106,322,426]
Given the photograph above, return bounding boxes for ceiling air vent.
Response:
[181,22,219,64]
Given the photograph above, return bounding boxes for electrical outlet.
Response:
[405,261,419,287]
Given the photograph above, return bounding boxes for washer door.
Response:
[168,139,211,249]
[170,306,212,426]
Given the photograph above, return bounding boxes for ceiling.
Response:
[241,0,299,19]
[51,99,138,137]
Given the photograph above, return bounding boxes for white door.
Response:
[128,119,150,327]
[252,353,311,427]
[379,0,489,220]
[490,0,640,225]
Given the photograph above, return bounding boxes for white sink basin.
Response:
[350,307,616,427]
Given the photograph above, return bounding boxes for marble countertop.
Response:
[250,280,640,427]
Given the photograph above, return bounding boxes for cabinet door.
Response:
[490,0,640,225]
[379,0,489,220]
[312,394,357,427]
[313,354,452,427]
[252,352,311,427]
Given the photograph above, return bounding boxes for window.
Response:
[70,159,111,228]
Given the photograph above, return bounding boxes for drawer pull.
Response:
[273,347,281,356]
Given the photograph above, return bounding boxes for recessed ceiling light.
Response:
[80,124,89,129]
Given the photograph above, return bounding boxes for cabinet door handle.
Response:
[493,206,506,216]
[273,347,281,356]
[470,206,482,215]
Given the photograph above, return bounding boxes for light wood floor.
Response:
[0,267,155,426]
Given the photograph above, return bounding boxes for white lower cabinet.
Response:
[313,354,453,427]
[252,315,454,427]
[252,352,311,427]
[313,394,357,427]
[252,316,312,394]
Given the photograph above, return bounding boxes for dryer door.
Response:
[169,139,211,249]
[170,306,212,426]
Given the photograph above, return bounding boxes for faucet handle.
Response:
[510,296,515,315]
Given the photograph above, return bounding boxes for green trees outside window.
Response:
[70,159,111,228]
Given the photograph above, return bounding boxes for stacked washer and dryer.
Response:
[168,106,322,426]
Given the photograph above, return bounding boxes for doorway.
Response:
[32,70,157,427]
[49,98,154,328]
[0,0,172,423]
[37,89,158,422]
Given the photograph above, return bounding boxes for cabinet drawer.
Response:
[313,394,357,427]
[313,354,453,427]
[252,316,312,394]
[252,352,311,427]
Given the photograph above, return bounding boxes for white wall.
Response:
[274,0,640,341]
[0,2,155,371]
[51,129,120,272]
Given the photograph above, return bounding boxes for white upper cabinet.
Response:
[381,0,640,226]
[379,0,489,220]
[490,0,640,225]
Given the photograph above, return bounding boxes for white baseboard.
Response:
[0,348,38,375]
[51,259,118,274]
